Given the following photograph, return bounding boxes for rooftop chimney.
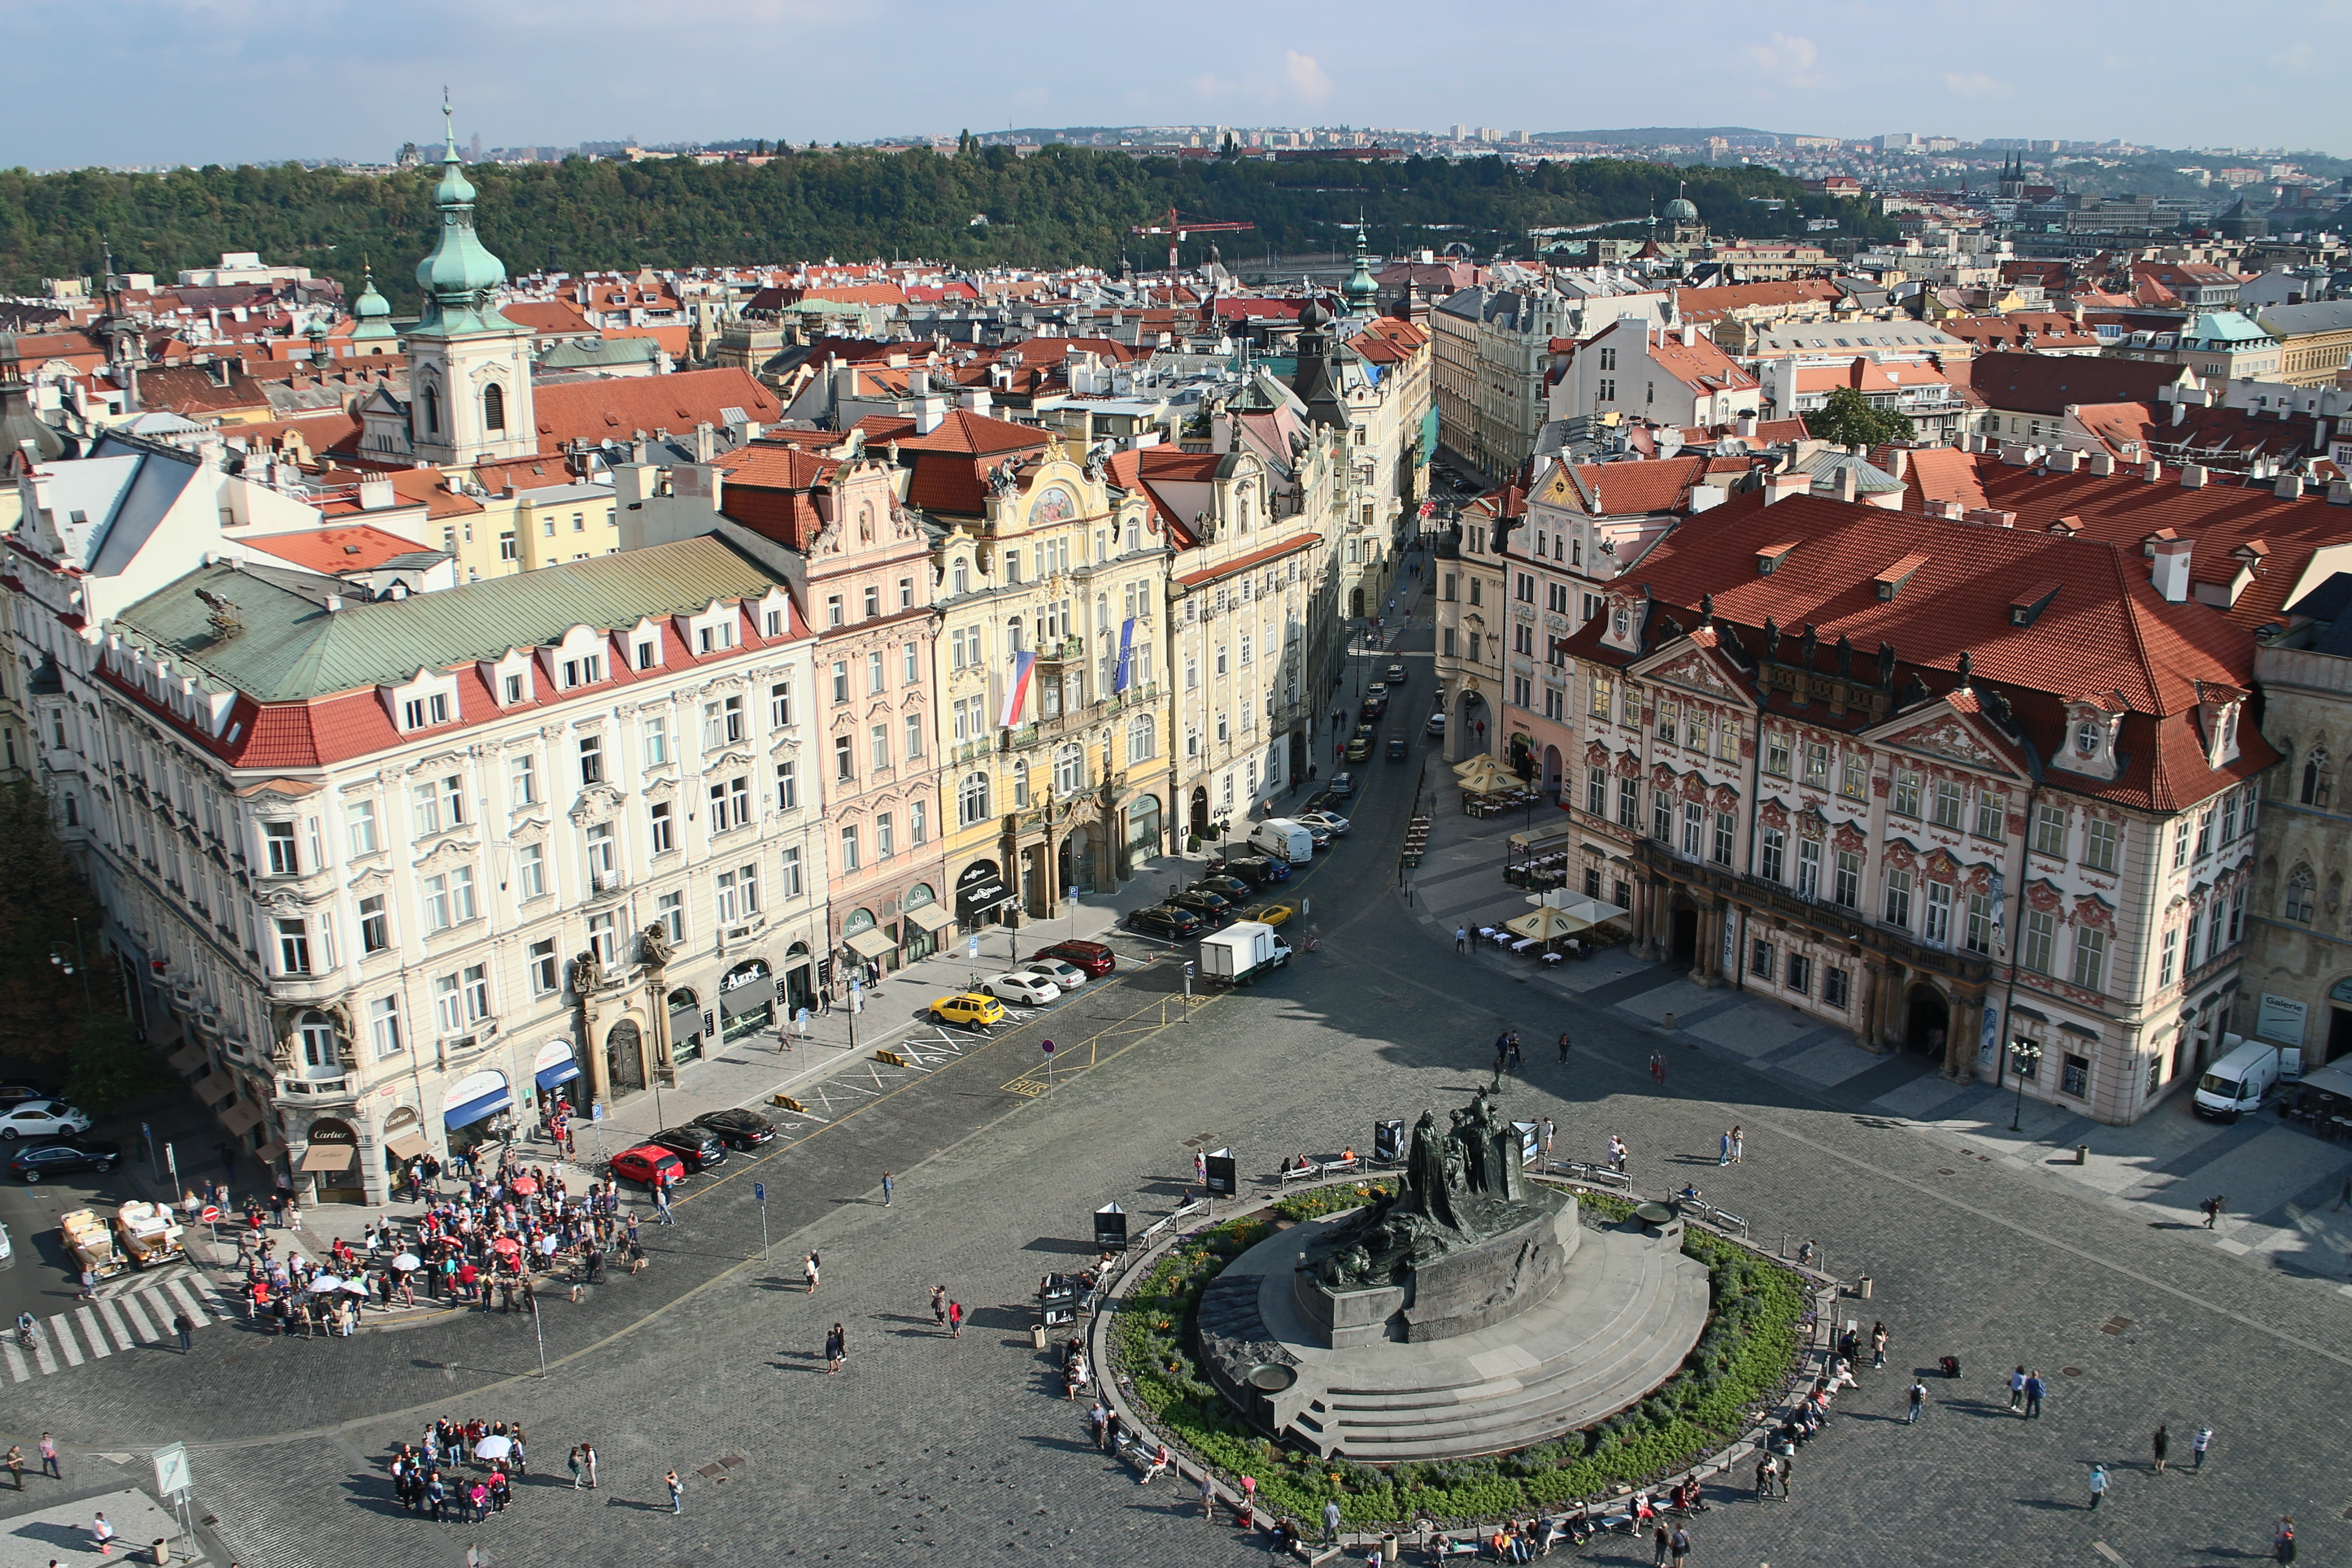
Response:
[1833,463,1859,505]
[2088,451,2115,476]
[1764,471,1810,506]
[1735,412,1758,441]
[2180,464,2207,489]
[2276,473,2305,501]
[693,421,715,464]
[2150,536,2193,603]
[357,478,394,511]
[914,395,947,435]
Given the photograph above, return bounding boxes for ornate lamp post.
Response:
[2009,1039,2043,1132]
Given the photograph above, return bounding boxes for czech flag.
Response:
[998,648,1037,728]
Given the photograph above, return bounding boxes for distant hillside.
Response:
[0,147,1887,314]
[1535,127,1793,145]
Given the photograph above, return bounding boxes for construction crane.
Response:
[1129,206,1255,275]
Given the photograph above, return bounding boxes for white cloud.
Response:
[1742,32,1821,90]
[1943,70,2014,100]
[1285,50,1333,104]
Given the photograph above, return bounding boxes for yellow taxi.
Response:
[1242,902,1296,927]
[927,992,1007,1029]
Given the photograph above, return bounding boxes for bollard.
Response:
[152,1541,169,1567]
[2075,1143,2088,1166]
[1662,1010,1676,1031]
[1856,1274,1873,1299]
[1030,1323,1048,1351]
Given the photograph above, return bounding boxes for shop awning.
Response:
[719,979,774,1019]
[219,1101,263,1137]
[192,1071,235,1106]
[168,1042,208,1073]
[534,1058,583,1090]
[1506,822,1579,853]
[905,904,955,934]
[845,928,898,961]
[443,1088,511,1130]
[256,1138,287,1166]
[298,1143,356,1173]
[385,1131,431,1162]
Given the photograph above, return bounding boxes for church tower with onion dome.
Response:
[405,98,537,464]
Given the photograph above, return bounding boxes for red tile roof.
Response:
[529,368,780,451]
[243,525,431,573]
[1963,352,2191,416]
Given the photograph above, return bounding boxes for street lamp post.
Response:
[49,917,94,1015]
[2009,1040,2042,1132]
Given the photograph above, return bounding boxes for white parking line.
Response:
[46,1315,79,1367]
[75,1307,108,1358]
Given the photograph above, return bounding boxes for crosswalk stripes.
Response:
[1,1275,233,1380]
[48,1315,82,1366]
[4,1339,26,1382]
[117,1290,159,1343]
[75,1307,108,1359]
[95,1297,131,1350]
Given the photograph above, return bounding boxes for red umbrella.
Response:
[510,1177,539,1196]
[491,1236,521,1255]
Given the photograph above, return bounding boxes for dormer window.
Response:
[560,654,604,689]
[2073,720,2098,758]
[385,670,461,734]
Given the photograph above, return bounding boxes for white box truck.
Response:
[2194,1035,2283,1121]
[1198,921,1294,988]
[1251,819,1316,862]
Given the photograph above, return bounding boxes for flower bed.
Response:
[1107,1186,1805,1527]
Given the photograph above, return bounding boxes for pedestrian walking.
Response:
[1651,1522,1671,1567]
[1455,927,1469,955]
[2193,1424,2213,1468]
[825,1322,846,1374]
[1669,1524,1690,1568]
[2275,1516,2296,1563]
[4,1446,20,1490]
[173,1311,193,1353]
[1730,1126,1744,1163]
[1753,1452,1772,1501]
[38,1434,59,1480]
[2086,1464,2108,1511]
[1871,1322,1888,1369]
[803,1252,820,1294]
[2023,1370,2045,1419]
[1506,1033,1524,1069]
[1776,1450,1793,1499]
[1322,1499,1342,1541]
[1541,1117,1555,1157]
[1906,1381,1926,1423]
[92,1512,114,1557]
[2202,1195,2225,1228]
[1194,1150,1207,1189]
[666,1470,683,1514]
[2008,1365,2027,1410]
[1607,1134,1628,1176]
[2152,1424,2169,1473]
[1200,1470,1217,1520]
[1088,1402,1109,1450]
[583,1443,597,1489]
[1649,1051,1666,1088]
[1556,1031,1571,1064]
[568,1446,585,1489]
[947,1299,963,1338]
[1717,1130,1732,1167]
[931,1284,948,1328]
[881,1171,894,1207]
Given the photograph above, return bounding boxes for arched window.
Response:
[1126,713,1156,764]
[958,770,990,827]
[1053,742,1085,797]
[421,384,441,434]
[2303,745,2331,806]
[482,382,505,432]
[299,1011,339,1068]
[2286,864,2318,924]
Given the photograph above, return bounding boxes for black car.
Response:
[1165,888,1235,922]
[647,1126,728,1171]
[1127,906,1205,940]
[1217,855,1291,887]
[1359,698,1387,724]
[1387,735,1409,760]
[1192,874,1253,900]
[691,1107,778,1149]
[1299,791,1337,816]
[1385,662,1407,685]
[9,1138,118,1182]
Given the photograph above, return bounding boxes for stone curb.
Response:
[1088,1171,1834,1549]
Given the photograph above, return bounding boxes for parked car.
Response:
[928,992,1007,1029]
[1127,906,1205,940]
[1025,956,1091,991]
[1034,939,1117,977]
[1358,701,1386,727]
[1216,855,1290,887]
[9,1138,119,1182]
[0,1085,49,1107]
[1326,771,1358,799]
[690,1107,778,1149]
[1296,810,1352,836]
[1299,792,1338,817]
[1192,874,1253,900]
[1426,711,1447,738]
[1366,682,1388,701]
[984,971,1063,1006]
[0,1100,92,1141]
[648,1126,729,1171]
[1296,822,1333,850]
[609,1145,688,1189]
[1387,735,1409,761]
[1241,902,1296,928]
[1345,733,1373,761]
[1385,662,1408,685]
[1164,888,1235,922]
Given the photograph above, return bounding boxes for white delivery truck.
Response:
[2193,1035,2282,1121]
[1251,818,1316,863]
[1198,920,1294,988]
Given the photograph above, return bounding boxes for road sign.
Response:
[152,1442,191,1499]
[1041,1040,1055,1056]
[968,933,980,958]
[754,1183,765,1203]
[199,1206,220,1224]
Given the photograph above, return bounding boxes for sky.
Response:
[7,0,2350,170]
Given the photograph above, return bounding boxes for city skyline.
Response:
[8,0,2349,170]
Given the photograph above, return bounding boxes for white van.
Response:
[1251,819,1316,863]
[2194,1036,2281,1121]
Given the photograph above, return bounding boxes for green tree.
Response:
[0,783,106,1078]
[1805,385,1915,449]
[64,1013,167,1115]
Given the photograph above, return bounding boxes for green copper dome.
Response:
[1665,196,1699,222]
[1342,224,1378,316]
[351,261,396,341]
[412,100,513,335]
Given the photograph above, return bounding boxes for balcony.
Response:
[274,1074,358,1107]
[584,868,631,905]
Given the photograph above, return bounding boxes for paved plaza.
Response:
[2,578,2346,1568]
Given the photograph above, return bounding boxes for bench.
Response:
[1548,1160,1630,1188]
[1318,1155,1360,1176]
[1279,1163,1320,1183]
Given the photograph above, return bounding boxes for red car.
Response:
[609,1145,687,1190]
[1034,939,1117,978]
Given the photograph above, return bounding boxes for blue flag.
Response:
[1114,617,1135,693]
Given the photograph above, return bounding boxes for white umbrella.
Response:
[391,1252,421,1271]
[306,1274,343,1293]
[338,1279,372,1295]
[473,1436,513,1462]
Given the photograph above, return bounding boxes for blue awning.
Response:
[534,1060,582,1091]
[443,1089,512,1129]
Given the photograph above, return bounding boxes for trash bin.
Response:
[1029,1322,1048,1351]
[1856,1274,1873,1299]
[152,1540,169,1566]
[2075,1143,2088,1166]
[1380,1533,1399,1564]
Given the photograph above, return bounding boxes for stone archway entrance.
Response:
[1455,689,1489,756]
[1189,787,1210,842]
[606,1019,645,1098]
[1671,906,1699,966]
[1905,983,1950,1058]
